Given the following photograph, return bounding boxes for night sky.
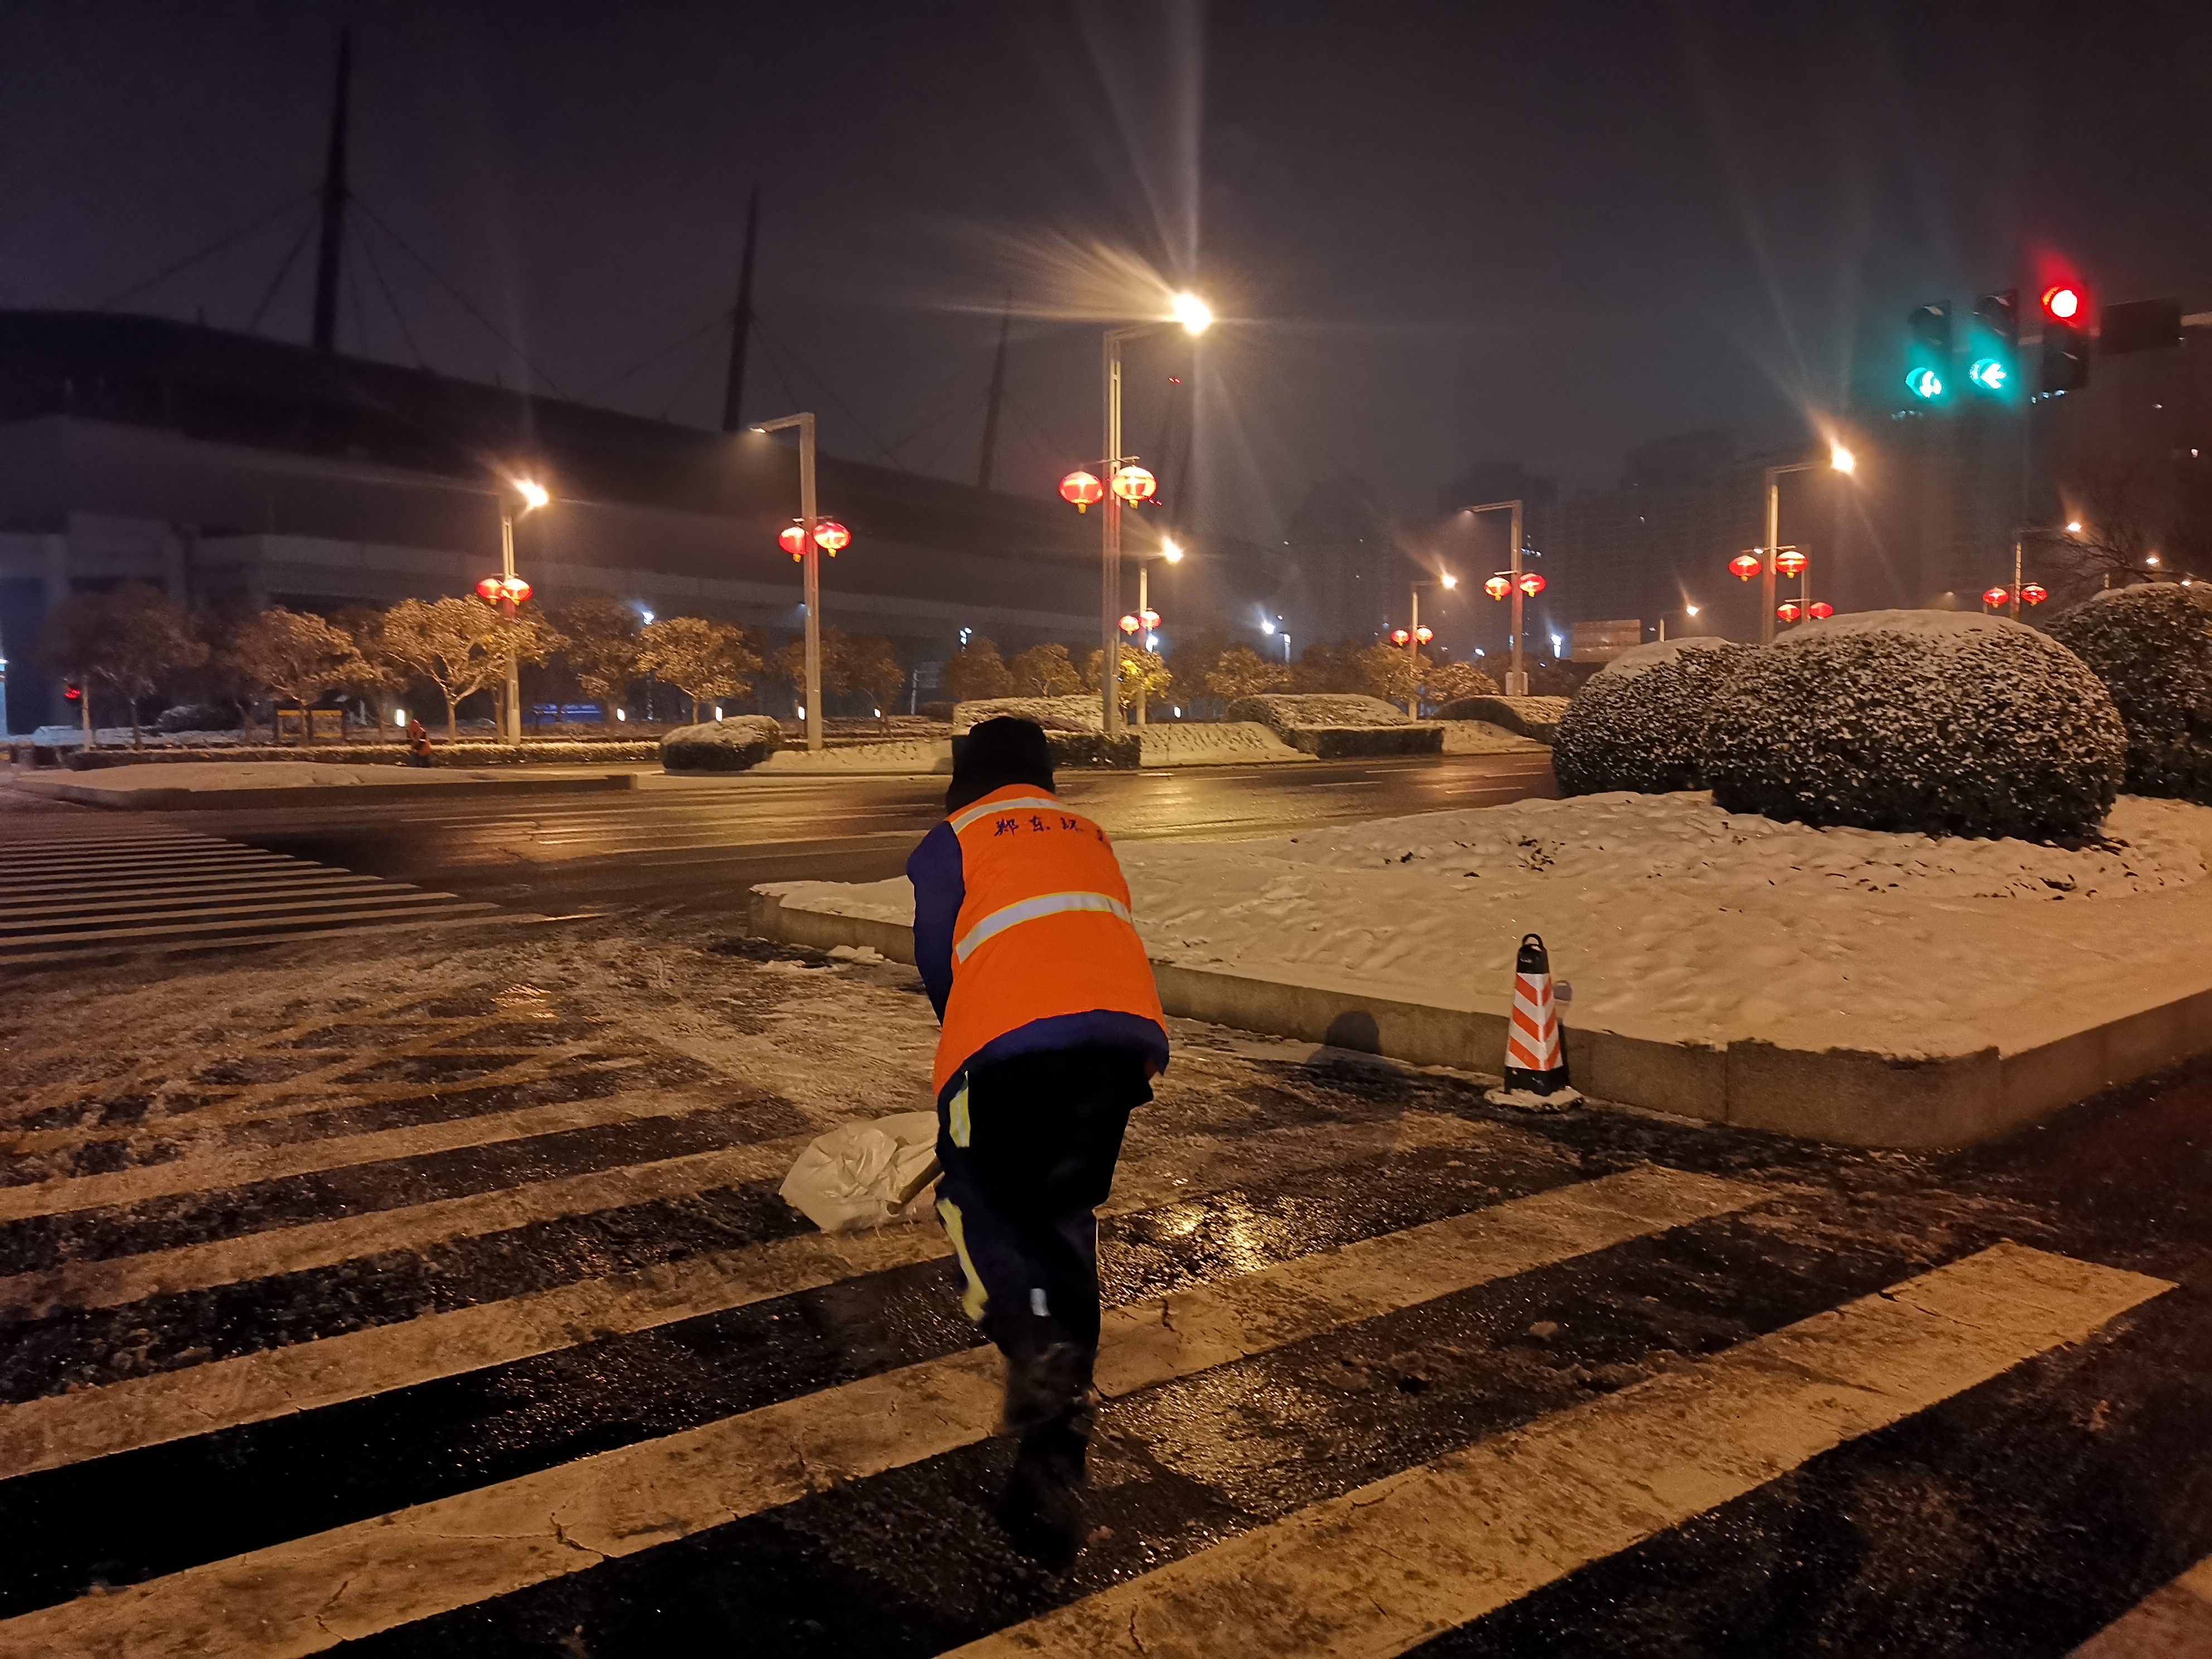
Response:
[3,1,2209,547]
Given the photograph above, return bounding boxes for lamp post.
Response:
[1461,499,1530,692]
[751,411,851,754]
[1409,572,1456,659]
[1761,443,1855,645]
[490,477,547,743]
[1125,537,1183,727]
[1089,292,1211,737]
[2001,523,2079,618]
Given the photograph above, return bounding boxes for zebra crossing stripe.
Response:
[0,1163,1760,1657]
[0,1113,1498,1474]
[954,1243,2173,1659]
[2069,1554,2212,1656]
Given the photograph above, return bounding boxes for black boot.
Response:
[995,1403,1093,1570]
[993,1313,1091,1434]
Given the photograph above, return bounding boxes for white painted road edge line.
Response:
[955,1242,2175,1659]
[0,1164,1760,1657]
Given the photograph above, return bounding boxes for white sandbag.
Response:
[778,1110,942,1233]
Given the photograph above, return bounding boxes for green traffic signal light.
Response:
[1907,366,1945,400]
[1904,301,1953,407]
[1968,357,2009,392]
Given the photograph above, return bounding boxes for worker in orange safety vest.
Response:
[905,716,1168,1568]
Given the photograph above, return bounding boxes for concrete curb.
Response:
[746,890,2212,1149]
[11,772,642,811]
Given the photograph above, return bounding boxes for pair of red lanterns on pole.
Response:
[1389,625,1434,647]
[1984,583,2049,609]
[779,519,852,561]
[1481,572,1545,601]
[1059,466,1158,512]
[1776,600,1835,624]
[1729,547,1811,583]
[476,574,532,606]
[1118,608,1161,636]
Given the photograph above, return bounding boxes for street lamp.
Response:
[486,477,547,743]
[1759,444,1857,644]
[751,411,855,753]
[1997,523,2076,617]
[1084,292,1212,738]
[1124,537,1183,727]
[1461,499,1533,693]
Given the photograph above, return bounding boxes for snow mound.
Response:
[1226,693,1411,732]
[2044,583,2212,804]
[1138,722,1303,765]
[1439,721,1545,755]
[661,716,783,773]
[1707,610,2126,840]
[1433,695,1570,741]
[755,738,952,774]
[1553,637,1752,795]
[953,696,1101,733]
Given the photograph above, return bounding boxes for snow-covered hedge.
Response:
[953,696,1101,733]
[1225,693,1410,733]
[2043,583,2212,803]
[60,741,662,769]
[1704,611,2126,840]
[1553,637,1752,795]
[1433,695,1571,742]
[661,716,784,772]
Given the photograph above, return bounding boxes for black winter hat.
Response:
[947,716,1055,812]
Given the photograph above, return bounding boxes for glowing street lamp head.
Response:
[1440,573,1458,590]
[513,478,550,512]
[1170,292,1213,334]
[1160,538,1185,563]
[2067,521,2083,533]
[1830,443,1857,474]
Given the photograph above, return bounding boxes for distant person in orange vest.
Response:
[906,716,1167,1568]
[405,717,434,768]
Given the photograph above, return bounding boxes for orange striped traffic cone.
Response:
[1488,933,1581,1110]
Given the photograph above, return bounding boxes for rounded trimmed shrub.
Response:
[661,715,783,772]
[1551,637,1753,795]
[1703,610,2126,840]
[2042,582,2212,803]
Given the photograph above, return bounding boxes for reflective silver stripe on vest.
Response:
[953,890,1133,962]
[949,795,1066,834]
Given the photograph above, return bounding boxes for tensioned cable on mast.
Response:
[751,316,903,469]
[95,188,319,313]
[580,304,734,402]
[245,213,319,335]
[349,196,570,398]
[352,225,428,369]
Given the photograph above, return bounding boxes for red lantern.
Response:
[1776,601,1803,624]
[477,576,503,602]
[779,524,809,559]
[1729,553,1762,582]
[813,518,850,554]
[1390,629,1410,646]
[1110,465,1157,504]
[1808,601,1835,620]
[1518,572,1546,597]
[1119,613,1142,634]
[1774,548,1808,579]
[1483,575,1511,601]
[477,575,531,605]
[504,576,532,605]
[1414,626,1433,644]
[2020,582,2049,606]
[1982,585,2011,609]
[1139,609,1160,631]
[1059,470,1104,512]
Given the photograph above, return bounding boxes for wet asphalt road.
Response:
[145,749,1561,919]
[0,914,2207,1656]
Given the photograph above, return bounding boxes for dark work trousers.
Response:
[934,1045,1152,1360]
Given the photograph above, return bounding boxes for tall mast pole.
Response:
[719,188,760,433]
[976,295,1012,489]
[309,27,352,353]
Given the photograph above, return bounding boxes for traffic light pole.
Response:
[1762,469,1782,647]
[754,411,823,751]
[499,504,520,743]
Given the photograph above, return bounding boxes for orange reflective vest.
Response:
[929,785,1166,1097]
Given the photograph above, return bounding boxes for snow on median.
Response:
[759,790,2212,1061]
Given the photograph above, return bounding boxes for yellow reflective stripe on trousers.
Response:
[948,795,1065,834]
[953,890,1134,962]
[949,1080,972,1149]
[935,1196,989,1322]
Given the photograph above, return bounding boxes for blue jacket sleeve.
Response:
[905,820,963,1020]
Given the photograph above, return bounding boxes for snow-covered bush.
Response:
[661,715,783,772]
[953,695,1100,733]
[1553,637,1752,795]
[1704,611,2126,840]
[1434,695,1570,741]
[2043,583,2212,803]
[1225,693,1411,733]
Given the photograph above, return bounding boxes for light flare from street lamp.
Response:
[1170,292,1213,334]
[1161,538,1185,562]
[2067,521,2083,533]
[1686,604,1701,617]
[1440,573,1458,589]
[514,478,550,511]
[1829,444,1856,475]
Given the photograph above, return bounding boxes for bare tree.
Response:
[1010,643,1085,697]
[1204,645,1291,704]
[842,634,908,727]
[1084,644,1172,712]
[378,596,509,738]
[942,636,1015,701]
[1423,659,1501,705]
[1358,639,1428,712]
[553,592,644,729]
[33,584,207,748]
[1288,639,1367,693]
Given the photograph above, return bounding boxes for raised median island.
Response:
[751,790,2212,1149]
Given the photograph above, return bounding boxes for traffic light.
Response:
[1904,302,1952,402]
[1966,289,2017,397]
[2040,284,2089,392]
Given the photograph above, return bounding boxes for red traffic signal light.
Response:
[2040,285,2082,322]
